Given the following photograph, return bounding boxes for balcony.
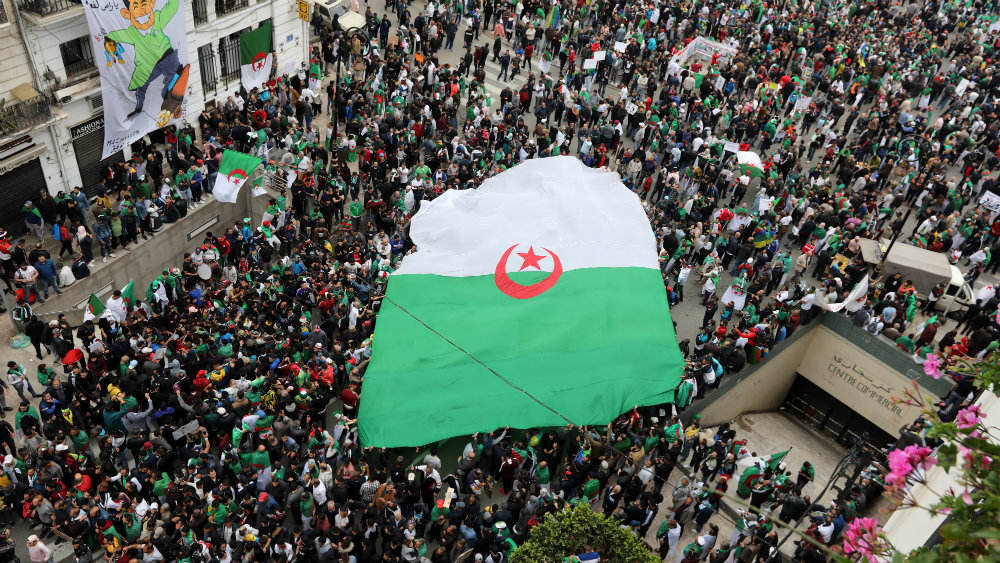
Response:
[214,0,248,17]
[17,0,83,24]
[0,84,54,140]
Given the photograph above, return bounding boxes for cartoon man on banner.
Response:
[108,0,190,122]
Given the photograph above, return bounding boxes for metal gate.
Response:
[0,157,45,237]
[218,28,251,89]
[71,116,123,196]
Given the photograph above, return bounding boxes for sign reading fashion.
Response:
[70,116,105,140]
[82,0,191,158]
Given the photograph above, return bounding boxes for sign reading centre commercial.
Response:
[797,328,920,433]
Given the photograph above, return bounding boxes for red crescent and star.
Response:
[251,52,267,71]
[494,244,563,299]
[227,168,248,183]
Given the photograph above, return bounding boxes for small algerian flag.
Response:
[214,150,263,203]
[121,280,135,308]
[251,176,267,197]
[240,21,274,92]
[83,294,106,321]
[767,449,791,471]
[308,62,322,91]
[737,150,765,178]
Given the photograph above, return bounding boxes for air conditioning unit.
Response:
[87,94,103,112]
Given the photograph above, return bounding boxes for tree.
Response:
[510,504,659,563]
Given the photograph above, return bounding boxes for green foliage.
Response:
[510,504,659,563]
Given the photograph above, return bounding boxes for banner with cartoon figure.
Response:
[83,0,191,158]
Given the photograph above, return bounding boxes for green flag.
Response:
[767,450,791,471]
[251,175,266,197]
[121,280,135,308]
[737,150,766,179]
[240,21,274,92]
[83,294,106,321]
[357,157,684,447]
[308,62,322,87]
[213,150,263,203]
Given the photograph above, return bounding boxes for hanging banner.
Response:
[83,0,191,158]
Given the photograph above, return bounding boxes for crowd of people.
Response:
[2,0,999,561]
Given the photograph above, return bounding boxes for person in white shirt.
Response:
[817,515,836,543]
[57,262,75,287]
[414,464,442,487]
[106,290,128,321]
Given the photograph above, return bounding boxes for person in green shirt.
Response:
[535,460,551,488]
[36,364,56,387]
[108,0,187,119]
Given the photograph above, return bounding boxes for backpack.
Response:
[866,318,881,334]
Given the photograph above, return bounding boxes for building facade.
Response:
[0,0,310,234]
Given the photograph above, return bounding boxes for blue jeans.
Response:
[14,380,38,402]
[133,48,181,112]
[38,276,61,297]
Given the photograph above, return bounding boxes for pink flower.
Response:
[956,404,985,430]
[886,449,913,487]
[843,517,885,561]
[885,445,936,487]
[961,488,974,505]
[923,354,942,379]
[904,445,936,472]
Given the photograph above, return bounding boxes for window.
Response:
[218,28,250,86]
[215,0,249,17]
[60,37,96,77]
[193,0,208,25]
[198,44,218,95]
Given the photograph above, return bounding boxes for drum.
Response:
[197,263,213,280]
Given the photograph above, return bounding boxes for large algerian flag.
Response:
[240,21,274,92]
[737,150,765,178]
[214,150,263,203]
[358,157,684,447]
[83,294,106,322]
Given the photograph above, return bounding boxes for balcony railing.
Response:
[0,3,9,23]
[215,0,248,17]
[18,0,79,17]
[193,0,208,25]
[0,95,52,139]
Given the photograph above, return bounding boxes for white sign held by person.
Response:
[955,78,971,97]
[980,191,1000,212]
[82,0,191,158]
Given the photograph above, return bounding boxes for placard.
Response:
[82,0,191,158]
